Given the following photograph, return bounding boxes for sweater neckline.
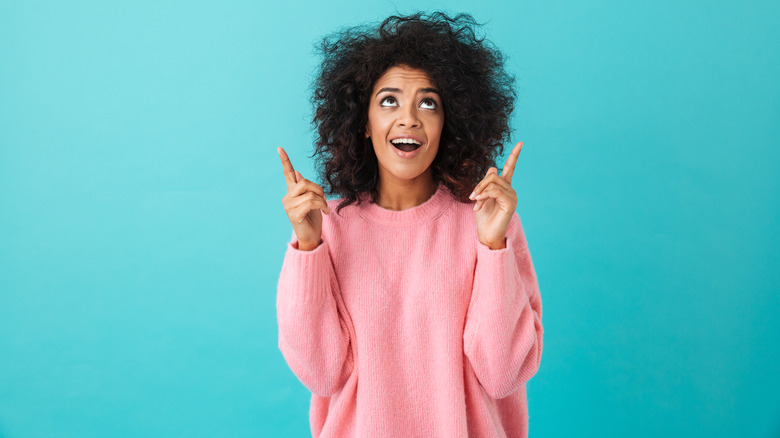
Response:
[357,183,452,225]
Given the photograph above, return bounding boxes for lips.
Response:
[389,135,424,152]
[390,141,424,158]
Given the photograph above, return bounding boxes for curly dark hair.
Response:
[310,11,516,214]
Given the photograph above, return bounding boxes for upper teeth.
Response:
[391,138,421,145]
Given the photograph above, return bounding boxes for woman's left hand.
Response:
[469,141,523,250]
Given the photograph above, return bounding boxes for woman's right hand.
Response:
[278,147,331,251]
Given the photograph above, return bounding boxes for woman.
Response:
[276,12,543,437]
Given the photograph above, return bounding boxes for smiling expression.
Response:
[365,65,444,187]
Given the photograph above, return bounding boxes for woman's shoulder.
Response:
[325,196,361,217]
[321,197,365,233]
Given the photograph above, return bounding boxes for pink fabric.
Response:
[276,184,543,437]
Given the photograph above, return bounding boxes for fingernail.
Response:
[473,203,478,211]
[469,191,475,200]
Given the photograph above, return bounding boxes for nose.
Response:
[397,105,420,128]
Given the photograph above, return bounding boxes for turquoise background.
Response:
[1,0,778,436]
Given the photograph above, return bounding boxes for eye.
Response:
[380,96,398,107]
[420,98,438,110]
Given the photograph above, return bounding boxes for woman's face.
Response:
[365,65,444,187]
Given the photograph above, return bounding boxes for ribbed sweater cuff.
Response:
[280,237,332,305]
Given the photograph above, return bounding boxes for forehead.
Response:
[372,65,436,91]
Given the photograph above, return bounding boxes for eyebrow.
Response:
[375,87,441,96]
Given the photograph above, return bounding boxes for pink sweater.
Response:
[276,183,543,437]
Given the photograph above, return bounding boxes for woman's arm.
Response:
[463,212,543,399]
[277,235,353,397]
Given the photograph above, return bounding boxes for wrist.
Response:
[480,237,506,250]
[296,239,322,251]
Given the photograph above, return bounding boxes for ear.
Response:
[364,127,370,138]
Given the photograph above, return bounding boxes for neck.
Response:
[375,172,437,211]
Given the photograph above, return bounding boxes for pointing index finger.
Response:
[277,147,298,189]
[501,141,524,183]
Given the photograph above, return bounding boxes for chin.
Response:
[376,149,438,182]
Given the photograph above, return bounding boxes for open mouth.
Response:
[390,138,422,152]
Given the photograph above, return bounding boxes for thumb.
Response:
[294,170,303,183]
[486,167,498,176]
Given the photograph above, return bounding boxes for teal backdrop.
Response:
[1,0,778,437]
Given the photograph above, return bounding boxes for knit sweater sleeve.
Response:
[463,212,544,399]
[276,233,353,397]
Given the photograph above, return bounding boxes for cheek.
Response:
[427,117,445,141]
[368,113,393,136]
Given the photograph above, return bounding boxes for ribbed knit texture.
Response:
[276,183,543,437]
